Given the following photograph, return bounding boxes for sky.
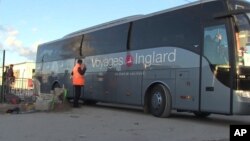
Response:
[0,0,246,65]
[0,0,200,65]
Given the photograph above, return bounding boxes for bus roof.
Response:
[64,15,143,38]
[63,0,217,38]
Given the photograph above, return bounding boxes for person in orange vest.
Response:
[71,59,86,107]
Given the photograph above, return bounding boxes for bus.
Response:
[35,0,250,117]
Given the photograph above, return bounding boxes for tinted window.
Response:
[130,5,202,53]
[203,25,229,65]
[36,35,82,62]
[82,23,129,56]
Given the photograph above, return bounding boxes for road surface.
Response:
[0,103,249,141]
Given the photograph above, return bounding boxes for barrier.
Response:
[0,78,34,101]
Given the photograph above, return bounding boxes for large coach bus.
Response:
[35,0,250,117]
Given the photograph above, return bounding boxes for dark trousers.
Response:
[73,85,83,107]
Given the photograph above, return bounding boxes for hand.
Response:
[81,64,85,69]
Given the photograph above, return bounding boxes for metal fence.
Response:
[0,50,35,102]
[0,78,34,101]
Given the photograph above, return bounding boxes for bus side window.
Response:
[203,25,229,65]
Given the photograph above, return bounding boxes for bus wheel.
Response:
[149,84,171,118]
[52,83,61,90]
[193,112,211,118]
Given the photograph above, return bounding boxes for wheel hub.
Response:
[152,92,162,109]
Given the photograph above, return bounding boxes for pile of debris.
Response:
[35,88,70,112]
[0,88,71,114]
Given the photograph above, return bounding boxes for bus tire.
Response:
[149,84,171,118]
[52,82,61,90]
[193,112,211,118]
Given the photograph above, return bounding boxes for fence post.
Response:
[1,50,5,103]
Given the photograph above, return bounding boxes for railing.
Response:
[12,78,34,90]
[0,78,34,101]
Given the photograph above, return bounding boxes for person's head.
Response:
[10,64,13,68]
[77,59,82,64]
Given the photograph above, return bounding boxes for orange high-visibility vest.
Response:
[72,64,85,86]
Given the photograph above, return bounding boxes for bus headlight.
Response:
[236,90,250,98]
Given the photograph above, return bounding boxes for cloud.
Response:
[20,40,42,60]
[5,36,22,47]
[0,25,39,61]
[7,29,19,36]
[0,26,19,36]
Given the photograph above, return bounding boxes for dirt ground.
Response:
[0,103,249,141]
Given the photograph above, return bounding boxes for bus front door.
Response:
[201,24,231,114]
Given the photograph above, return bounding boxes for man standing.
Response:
[71,59,86,107]
[5,64,15,94]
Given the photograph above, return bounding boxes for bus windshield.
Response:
[235,13,250,66]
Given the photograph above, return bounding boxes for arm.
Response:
[78,66,86,75]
